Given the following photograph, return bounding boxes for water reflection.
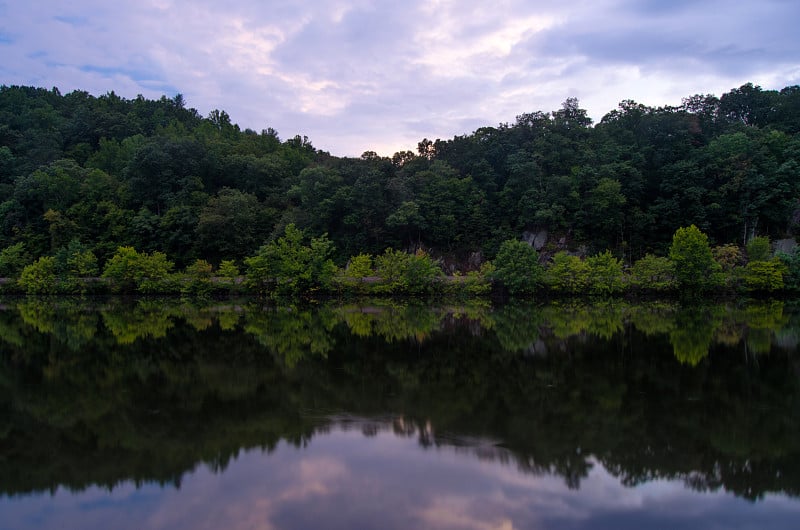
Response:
[1,297,800,528]
[4,423,800,530]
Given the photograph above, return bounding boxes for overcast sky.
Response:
[1,1,798,157]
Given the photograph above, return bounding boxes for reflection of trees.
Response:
[488,303,543,353]
[101,301,176,344]
[669,306,722,366]
[17,299,98,351]
[629,302,677,336]
[335,302,443,343]
[244,306,337,367]
[1,298,800,501]
[743,301,788,356]
[539,301,625,340]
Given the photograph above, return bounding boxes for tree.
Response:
[182,259,214,297]
[244,224,337,297]
[18,256,58,294]
[102,246,174,293]
[746,236,771,262]
[743,258,786,292]
[545,252,590,294]
[0,243,32,278]
[586,250,624,295]
[374,248,410,293]
[585,178,626,250]
[53,239,99,293]
[491,239,542,296]
[629,254,676,292]
[338,253,374,293]
[403,250,443,295]
[668,225,721,292]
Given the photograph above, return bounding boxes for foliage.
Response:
[182,259,214,297]
[2,82,800,296]
[0,242,32,277]
[18,256,58,294]
[15,241,99,294]
[778,248,800,291]
[372,248,443,295]
[336,253,373,293]
[668,225,721,292]
[102,246,175,293]
[742,258,787,292]
[746,236,771,262]
[403,250,444,294]
[712,244,743,271]
[455,262,495,296]
[586,250,624,295]
[216,260,241,289]
[244,223,337,297]
[491,239,542,296]
[348,253,374,279]
[53,239,99,293]
[544,252,589,294]
[629,254,676,292]
[218,260,240,278]
[374,248,411,293]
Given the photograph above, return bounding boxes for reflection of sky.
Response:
[3,428,799,530]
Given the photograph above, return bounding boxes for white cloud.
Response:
[1,0,798,156]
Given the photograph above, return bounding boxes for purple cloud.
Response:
[0,1,798,156]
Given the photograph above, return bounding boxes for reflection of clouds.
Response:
[279,457,349,502]
[416,495,516,530]
[4,426,800,530]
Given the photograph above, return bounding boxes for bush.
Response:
[336,253,374,294]
[743,258,787,292]
[669,225,721,292]
[491,239,542,296]
[586,250,624,295]
[404,250,443,294]
[244,223,337,297]
[629,254,676,292]
[54,239,99,293]
[712,244,743,271]
[454,262,495,296]
[746,236,771,262]
[374,248,411,293]
[18,256,58,294]
[217,260,240,279]
[102,246,175,293]
[372,248,443,295]
[182,259,214,297]
[544,252,589,294]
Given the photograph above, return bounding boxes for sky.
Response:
[1,1,799,157]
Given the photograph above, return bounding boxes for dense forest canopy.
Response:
[1,82,799,269]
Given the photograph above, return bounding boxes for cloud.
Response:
[1,1,798,155]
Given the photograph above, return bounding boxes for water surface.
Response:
[1,298,799,529]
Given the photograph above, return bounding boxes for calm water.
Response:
[1,297,799,529]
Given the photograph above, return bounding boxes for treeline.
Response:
[1,82,800,279]
[4,222,799,297]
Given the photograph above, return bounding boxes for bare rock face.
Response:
[775,238,797,255]
[467,251,483,270]
[522,229,548,250]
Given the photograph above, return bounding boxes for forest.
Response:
[1,82,800,295]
